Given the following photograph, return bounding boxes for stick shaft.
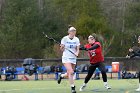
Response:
[42,32,77,56]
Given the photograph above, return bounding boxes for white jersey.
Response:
[61,36,80,58]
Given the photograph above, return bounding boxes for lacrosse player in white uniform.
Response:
[57,25,80,93]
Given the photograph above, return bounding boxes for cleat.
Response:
[71,90,76,93]
[57,74,63,84]
[71,86,76,93]
[136,88,140,91]
[104,84,111,89]
[79,84,86,91]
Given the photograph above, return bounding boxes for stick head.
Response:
[42,32,45,35]
[45,34,48,38]
[42,32,48,38]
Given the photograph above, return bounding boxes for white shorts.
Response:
[62,57,77,64]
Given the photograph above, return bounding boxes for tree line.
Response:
[0,0,139,58]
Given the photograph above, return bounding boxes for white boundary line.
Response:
[0,89,21,92]
[0,87,66,92]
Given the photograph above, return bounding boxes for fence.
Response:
[0,57,140,71]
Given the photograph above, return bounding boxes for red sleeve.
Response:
[84,44,89,48]
[95,42,101,47]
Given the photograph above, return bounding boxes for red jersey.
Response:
[85,42,104,64]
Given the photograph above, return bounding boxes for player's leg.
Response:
[64,63,76,93]
[58,57,69,84]
[136,71,140,91]
[57,72,68,84]
[80,64,96,91]
[71,64,77,92]
[98,62,111,89]
[57,63,74,84]
[139,72,140,83]
[58,64,76,81]
[72,64,77,80]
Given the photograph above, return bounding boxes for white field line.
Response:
[0,87,65,92]
[0,89,21,92]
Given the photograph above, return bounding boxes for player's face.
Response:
[88,38,95,44]
[68,31,76,37]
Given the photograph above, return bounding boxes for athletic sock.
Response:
[61,74,64,78]
[61,73,67,78]
[73,73,76,80]
[104,82,108,86]
[83,83,87,86]
[71,84,75,88]
[71,85,75,91]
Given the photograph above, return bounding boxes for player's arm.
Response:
[86,44,99,50]
[60,37,65,51]
[75,38,80,56]
[134,50,140,56]
[79,45,87,50]
[129,54,135,58]
[80,44,99,51]
[60,44,65,51]
[75,45,80,56]
[126,49,140,58]
[126,52,136,59]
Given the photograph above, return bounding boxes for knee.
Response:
[67,69,74,75]
[86,74,92,78]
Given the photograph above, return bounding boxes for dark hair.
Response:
[90,33,100,42]
[91,33,97,40]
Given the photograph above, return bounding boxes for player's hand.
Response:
[129,48,133,52]
[80,45,87,51]
[60,44,65,51]
[74,52,79,57]
[85,48,89,51]
[126,55,130,59]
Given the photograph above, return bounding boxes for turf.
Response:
[0,79,139,93]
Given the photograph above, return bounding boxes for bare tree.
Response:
[0,0,5,22]
[38,0,44,11]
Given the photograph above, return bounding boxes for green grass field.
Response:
[0,79,139,93]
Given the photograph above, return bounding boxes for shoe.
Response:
[136,88,140,91]
[71,90,76,93]
[79,84,86,91]
[104,84,111,89]
[71,86,76,93]
[57,74,63,84]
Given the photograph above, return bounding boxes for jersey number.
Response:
[70,45,73,48]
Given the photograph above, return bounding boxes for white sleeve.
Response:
[61,37,66,45]
[76,38,80,46]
